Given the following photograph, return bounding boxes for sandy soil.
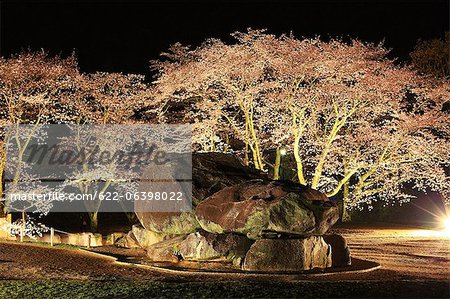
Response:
[336,228,450,281]
[0,228,449,283]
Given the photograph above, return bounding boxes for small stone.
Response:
[323,234,351,267]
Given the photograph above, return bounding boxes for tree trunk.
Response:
[341,181,351,222]
[342,206,351,222]
[20,210,26,242]
[273,147,281,180]
[244,142,249,166]
[89,212,98,232]
[125,212,137,224]
[0,178,4,217]
[293,137,306,185]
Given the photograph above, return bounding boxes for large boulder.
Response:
[191,152,266,205]
[242,236,332,272]
[323,234,351,267]
[134,158,199,235]
[195,180,338,239]
[147,230,253,264]
[135,211,200,235]
[135,153,266,234]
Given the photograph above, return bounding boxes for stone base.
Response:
[0,216,15,240]
[61,233,103,247]
[242,236,332,272]
[146,231,253,264]
[139,224,350,273]
[131,224,174,249]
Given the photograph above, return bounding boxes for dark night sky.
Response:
[1,0,449,77]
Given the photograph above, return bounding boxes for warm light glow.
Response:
[409,230,449,238]
[443,217,450,232]
[280,148,287,156]
[406,217,450,238]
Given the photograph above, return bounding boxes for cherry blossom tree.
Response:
[0,52,149,232]
[151,30,450,219]
[150,32,281,170]
[410,32,450,79]
[0,52,81,224]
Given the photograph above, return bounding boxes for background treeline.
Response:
[0,31,449,223]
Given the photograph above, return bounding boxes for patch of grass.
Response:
[0,280,448,299]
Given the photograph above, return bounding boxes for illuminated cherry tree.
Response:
[410,32,449,79]
[151,30,450,218]
[0,52,148,232]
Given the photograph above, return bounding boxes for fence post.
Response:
[20,226,24,242]
[87,234,91,249]
[20,210,25,242]
[50,227,54,246]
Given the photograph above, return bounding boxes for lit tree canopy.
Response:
[0,52,148,127]
[0,36,448,218]
[151,29,450,212]
[0,52,149,227]
[410,32,450,79]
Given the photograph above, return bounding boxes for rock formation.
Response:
[134,153,266,235]
[122,153,351,273]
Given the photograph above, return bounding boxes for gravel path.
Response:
[0,228,449,282]
[0,228,449,298]
[336,228,450,281]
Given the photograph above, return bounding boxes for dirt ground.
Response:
[0,227,449,298]
[335,227,450,281]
